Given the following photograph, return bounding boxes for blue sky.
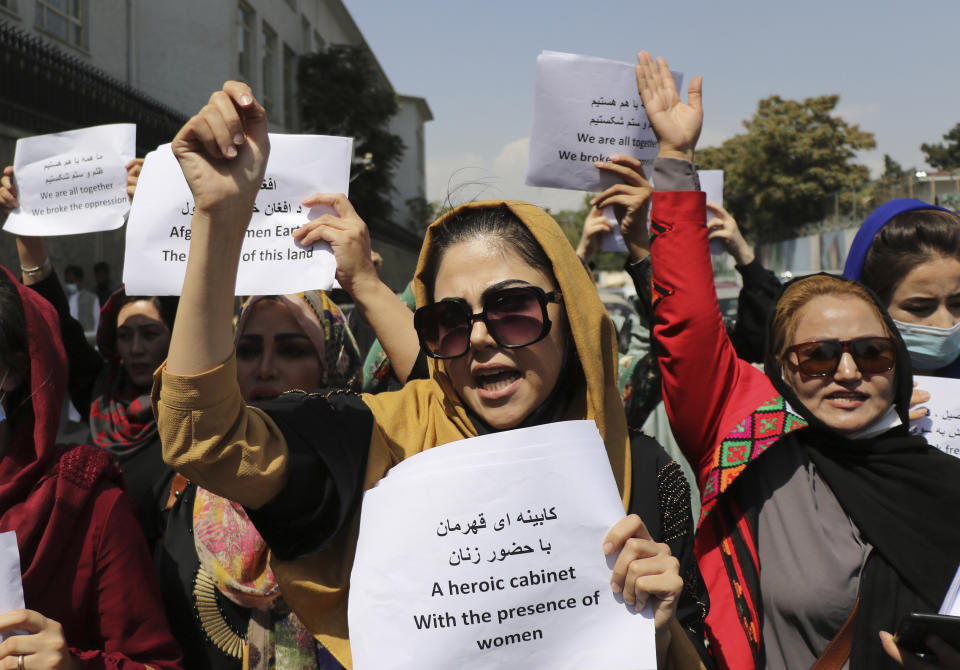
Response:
[347,0,960,211]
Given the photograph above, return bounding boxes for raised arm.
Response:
[293,193,422,385]
[155,82,292,508]
[166,82,269,376]
[637,52,769,478]
[157,84,371,538]
[707,202,781,363]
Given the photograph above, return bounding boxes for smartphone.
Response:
[895,612,960,656]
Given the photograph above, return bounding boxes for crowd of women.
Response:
[0,50,958,670]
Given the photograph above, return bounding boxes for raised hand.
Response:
[576,206,613,262]
[293,193,378,296]
[171,81,269,221]
[0,166,19,216]
[635,51,703,161]
[592,154,653,260]
[124,158,144,201]
[707,201,754,266]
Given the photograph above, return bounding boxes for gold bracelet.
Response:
[20,257,51,276]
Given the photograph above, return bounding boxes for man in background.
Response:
[93,260,120,307]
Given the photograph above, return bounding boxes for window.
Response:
[261,22,277,117]
[35,0,85,48]
[0,0,19,14]
[313,30,325,52]
[283,44,297,130]
[284,0,295,10]
[237,1,255,82]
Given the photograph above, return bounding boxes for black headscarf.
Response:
[763,273,960,670]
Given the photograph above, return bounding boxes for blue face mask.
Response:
[893,319,960,370]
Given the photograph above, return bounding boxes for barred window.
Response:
[35,0,85,48]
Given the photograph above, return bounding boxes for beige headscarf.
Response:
[271,200,631,668]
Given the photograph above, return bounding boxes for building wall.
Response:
[0,0,130,81]
[389,95,431,230]
[131,1,236,119]
[1,0,429,288]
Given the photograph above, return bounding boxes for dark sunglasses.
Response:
[413,286,562,359]
[785,337,896,377]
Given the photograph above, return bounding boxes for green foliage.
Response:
[549,193,591,250]
[695,94,875,242]
[298,45,406,226]
[882,154,906,179]
[920,123,960,171]
[404,197,440,236]
[550,193,626,271]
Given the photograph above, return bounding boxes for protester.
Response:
[636,50,960,670]
[158,291,361,669]
[0,162,180,548]
[62,265,99,334]
[90,290,178,547]
[572,167,779,521]
[0,266,182,669]
[843,201,960,428]
[2,158,369,668]
[93,261,120,309]
[154,81,709,669]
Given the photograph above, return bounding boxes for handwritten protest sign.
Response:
[525,51,682,193]
[3,124,135,236]
[349,421,656,670]
[0,532,24,640]
[122,134,352,296]
[909,375,960,459]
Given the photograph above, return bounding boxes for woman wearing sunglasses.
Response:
[152,82,709,669]
[634,51,960,670]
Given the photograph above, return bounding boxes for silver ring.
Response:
[17,655,24,670]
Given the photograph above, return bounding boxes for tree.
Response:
[298,45,405,227]
[882,154,906,179]
[551,194,627,271]
[695,95,875,242]
[921,123,960,171]
[404,197,440,236]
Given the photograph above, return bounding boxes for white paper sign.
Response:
[525,51,682,193]
[3,124,135,236]
[349,421,655,670]
[909,375,960,459]
[122,134,352,296]
[699,169,725,255]
[0,531,25,639]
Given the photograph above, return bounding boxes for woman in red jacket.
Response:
[635,51,960,670]
[0,266,181,669]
